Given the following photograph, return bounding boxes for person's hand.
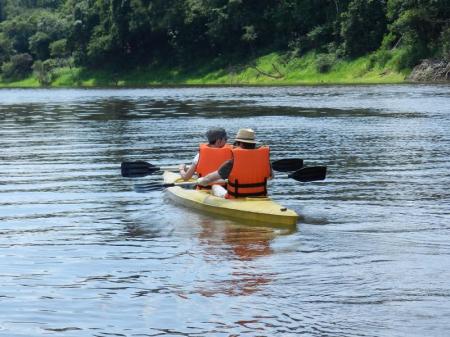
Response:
[197,177,208,186]
[179,163,186,172]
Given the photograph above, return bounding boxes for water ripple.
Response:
[0,86,449,336]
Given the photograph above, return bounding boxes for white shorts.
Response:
[211,185,227,198]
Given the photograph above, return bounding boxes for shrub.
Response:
[380,32,398,50]
[387,47,424,70]
[369,49,392,69]
[315,53,335,73]
[1,53,33,79]
[32,60,54,86]
[307,25,333,51]
[50,39,68,58]
[287,36,304,58]
[439,27,450,60]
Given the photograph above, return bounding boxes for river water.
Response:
[0,85,449,336]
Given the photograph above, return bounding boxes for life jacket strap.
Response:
[227,181,266,188]
[226,190,267,197]
[228,178,267,198]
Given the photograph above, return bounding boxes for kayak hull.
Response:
[163,171,298,227]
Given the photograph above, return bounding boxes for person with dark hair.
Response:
[179,127,230,181]
[197,128,272,198]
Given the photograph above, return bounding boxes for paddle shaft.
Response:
[159,165,180,171]
[121,158,303,178]
[133,166,325,192]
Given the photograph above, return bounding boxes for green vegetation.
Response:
[0,0,448,87]
[0,51,408,87]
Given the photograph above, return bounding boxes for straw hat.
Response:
[234,128,257,144]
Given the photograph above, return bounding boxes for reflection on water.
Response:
[0,86,450,336]
[197,220,275,297]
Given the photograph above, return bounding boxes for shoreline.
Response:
[0,52,415,89]
[2,55,446,88]
[2,81,446,89]
[0,78,410,88]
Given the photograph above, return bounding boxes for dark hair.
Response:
[206,127,227,144]
[234,141,256,149]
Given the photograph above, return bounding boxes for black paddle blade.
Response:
[288,166,327,182]
[121,161,160,177]
[272,158,304,172]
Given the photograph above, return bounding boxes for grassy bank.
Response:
[0,51,409,88]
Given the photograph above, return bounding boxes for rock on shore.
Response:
[408,59,450,82]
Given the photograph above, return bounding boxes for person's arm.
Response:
[179,153,199,180]
[179,163,197,180]
[197,171,222,185]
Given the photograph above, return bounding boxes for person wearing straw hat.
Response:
[179,127,230,181]
[198,128,273,198]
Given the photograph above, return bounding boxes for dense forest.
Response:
[0,0,449,84]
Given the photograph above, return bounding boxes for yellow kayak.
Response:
[163,171,298,227]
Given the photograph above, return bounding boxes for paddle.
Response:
[271,158,303,172]
[133,181,197,193]
[121,161,178,178]
[288,166,327,182]
[121,158,303,178]
[133,166,326,192]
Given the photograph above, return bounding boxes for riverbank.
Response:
[0,51,409,88]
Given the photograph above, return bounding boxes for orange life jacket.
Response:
[226,146,271,198]
[196,143,233,189]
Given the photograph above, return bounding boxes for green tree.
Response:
[440,27,450,60]
[387,0,450,66]
[64,0,100,65]
[0,16,36,53]
[0,32,12,64]
[29,31,51,59]
[340,0,387,57]
[0,1,4,22]
[0,0,448,75]
[49,38,68,58]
